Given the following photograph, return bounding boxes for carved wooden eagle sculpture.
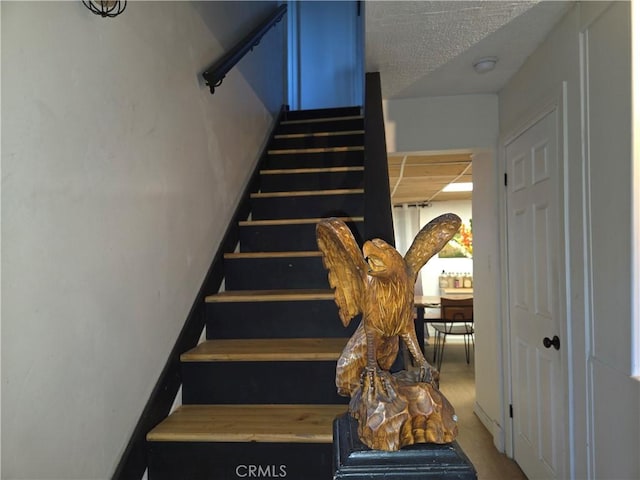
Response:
[316,213,461,397]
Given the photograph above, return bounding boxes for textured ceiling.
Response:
[367,1,573,204]
[366,1,574,99]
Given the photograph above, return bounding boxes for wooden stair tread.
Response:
[224,251,322,259]
[279,115,363,125]
[147,404,347,443]
[260,166,364,175]
[267,146,364,155]
[181,338,347,362]
[206,289,334,303]
[274,130,364,139]
[251,188,364,199]
[238,216,363,227]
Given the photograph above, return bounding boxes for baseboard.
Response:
[473,401,505,453]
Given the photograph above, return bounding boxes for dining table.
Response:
[396,295,473,368]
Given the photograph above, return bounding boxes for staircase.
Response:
[146,107,366,479]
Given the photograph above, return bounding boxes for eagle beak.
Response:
[365,255,386,275]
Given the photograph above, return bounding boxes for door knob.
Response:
[543,335,560,350]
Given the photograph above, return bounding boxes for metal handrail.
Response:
[202,4,287,95]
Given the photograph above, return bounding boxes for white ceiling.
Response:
[366,1,574,99]
[366,1,573,204]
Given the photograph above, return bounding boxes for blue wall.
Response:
[289,0,364,109]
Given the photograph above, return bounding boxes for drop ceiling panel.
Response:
[388,152,473,204]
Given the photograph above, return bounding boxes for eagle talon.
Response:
[414,363,440,389]
[419,365,428,382]
[361,367,396,400]
[362,366,380,385]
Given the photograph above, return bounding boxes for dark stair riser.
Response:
[145,108,366,480]
[260,170,364,192]
[266,150,364,169]
[251,193,364,220]
[206,302,359,339]
[276,117,364,135]
[239,220,365,252]
[283,106,361,121]
[270,133,364,150]
[181,361,348,404]
[148,442,333,480]
[224,256,328,290]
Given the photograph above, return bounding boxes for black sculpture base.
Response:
[333,413,477,479]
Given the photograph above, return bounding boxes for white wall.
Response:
[499,2,639,478]
[383,94,498,153]
[468,150,504,443]
[1,2,284,478]
[578,3,638,478]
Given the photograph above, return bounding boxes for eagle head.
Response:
[363,239,406,278]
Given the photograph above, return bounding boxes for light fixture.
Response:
[82,0,127,18]
[473,57,498,74]
[443,182,473,193]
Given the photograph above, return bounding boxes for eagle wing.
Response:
[316,218,368,326]
[404,213,462,283]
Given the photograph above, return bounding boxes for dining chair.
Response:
[432,297,474,371]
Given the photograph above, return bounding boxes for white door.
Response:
[505,109,566,479]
